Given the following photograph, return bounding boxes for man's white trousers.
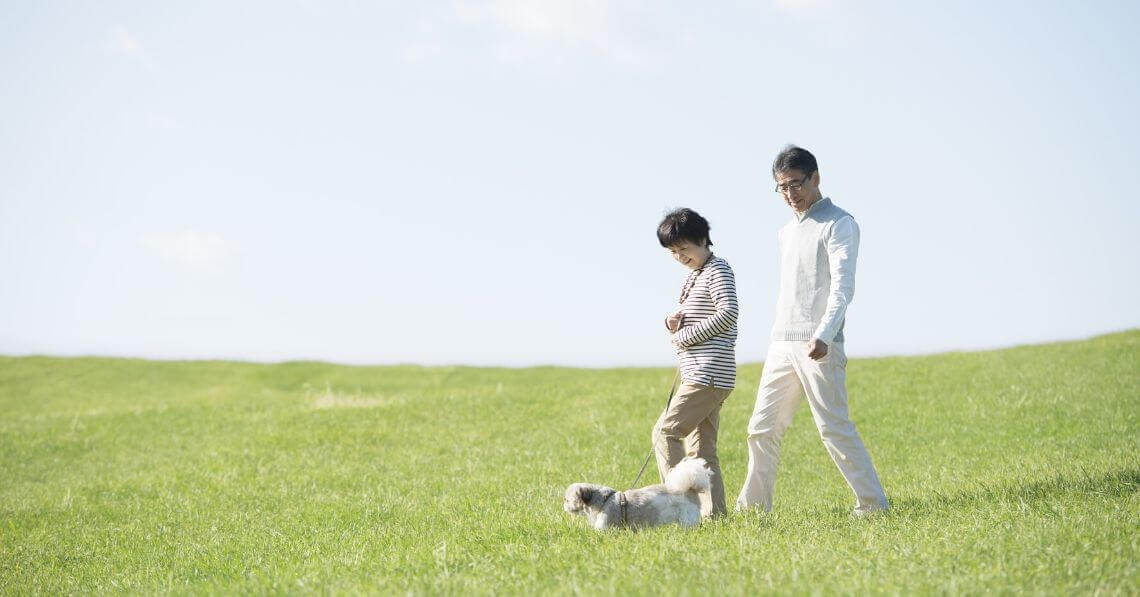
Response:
[736,341,889,514]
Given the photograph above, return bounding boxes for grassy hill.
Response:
[1,331,1137,594]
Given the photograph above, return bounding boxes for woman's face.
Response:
[667,239,710,270]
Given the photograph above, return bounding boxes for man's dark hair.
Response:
[657,208,713,248]
[772,144,818,177]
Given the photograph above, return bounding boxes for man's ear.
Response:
[811,170,821,186]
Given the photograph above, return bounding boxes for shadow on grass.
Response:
[558,471,1139,530]
[804,468,1139,519]
[877,468,1140,518]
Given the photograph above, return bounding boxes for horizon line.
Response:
[1,328,1134,370]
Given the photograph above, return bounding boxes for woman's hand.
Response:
[665,310,684,333]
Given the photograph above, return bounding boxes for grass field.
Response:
[2,331,1138,594]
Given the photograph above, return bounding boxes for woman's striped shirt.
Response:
[671,255,739,389]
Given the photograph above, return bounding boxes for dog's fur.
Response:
[563,458,712,530]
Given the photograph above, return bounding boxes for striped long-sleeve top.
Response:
[670,255,739,389]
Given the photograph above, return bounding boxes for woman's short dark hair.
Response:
[657,208,713,248]
[772,144,818,177]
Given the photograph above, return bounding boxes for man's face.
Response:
[774,168,820,213]
[667,239,710,270]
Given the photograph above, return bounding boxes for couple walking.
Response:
[653,145,890,518]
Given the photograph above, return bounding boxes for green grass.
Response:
[2,331,1138,594]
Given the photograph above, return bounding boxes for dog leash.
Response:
[629,367,681,488]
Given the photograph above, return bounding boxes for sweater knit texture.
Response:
[771,197,859,344]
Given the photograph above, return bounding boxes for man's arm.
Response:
[813,216,860,347]
[671,262,739,349]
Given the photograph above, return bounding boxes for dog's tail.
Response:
[664,458,711,494]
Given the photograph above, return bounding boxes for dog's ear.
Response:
[577,486,595,504]
[588,486,618,508]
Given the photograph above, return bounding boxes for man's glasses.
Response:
[774,172,813,195]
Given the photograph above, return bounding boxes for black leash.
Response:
[629,368,681,488]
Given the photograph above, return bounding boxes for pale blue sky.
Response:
[2,1,1138,366]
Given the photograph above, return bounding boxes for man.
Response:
[736,145,889,516]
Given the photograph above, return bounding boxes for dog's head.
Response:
[563,483,616,515]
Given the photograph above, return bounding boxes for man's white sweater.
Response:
[771,197,859,345]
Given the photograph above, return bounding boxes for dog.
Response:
[563,458,711,530]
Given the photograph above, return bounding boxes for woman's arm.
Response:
[671,261,739,348]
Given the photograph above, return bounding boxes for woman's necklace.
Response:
[679,253,713,304]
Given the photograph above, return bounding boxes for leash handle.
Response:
[630,368,681,488]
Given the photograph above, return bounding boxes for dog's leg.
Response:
[680,503,701,527]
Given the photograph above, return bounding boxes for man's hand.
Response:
[665,310,684,333]
[807,338,828,361]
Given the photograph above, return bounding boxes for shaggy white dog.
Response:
[563,458,712,530]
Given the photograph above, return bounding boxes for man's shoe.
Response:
[852,503,890,518]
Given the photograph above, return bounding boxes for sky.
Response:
[2,0,1138,367]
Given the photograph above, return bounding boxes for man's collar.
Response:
[796,196,831,221]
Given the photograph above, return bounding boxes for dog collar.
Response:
[618,491,629,525]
